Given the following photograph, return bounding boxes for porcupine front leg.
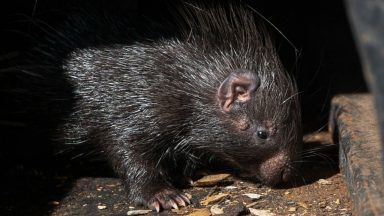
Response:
[105,140,191,212]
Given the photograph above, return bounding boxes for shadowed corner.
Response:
[0,1,130,215]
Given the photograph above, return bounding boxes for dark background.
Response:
[0,0,366,215]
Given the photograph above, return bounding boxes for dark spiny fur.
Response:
[2,1,301,211]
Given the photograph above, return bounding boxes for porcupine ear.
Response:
[218,69,259,113]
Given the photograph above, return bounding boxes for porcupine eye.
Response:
[257,130,268,140]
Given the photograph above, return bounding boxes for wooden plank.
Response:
[346,0,384,174]
[330,94,384,215]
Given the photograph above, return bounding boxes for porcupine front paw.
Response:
[147,187,191,212]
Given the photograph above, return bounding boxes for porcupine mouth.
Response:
[238,169,291,187]
[235,156,294,186]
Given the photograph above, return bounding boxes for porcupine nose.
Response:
[259,151,294,185]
